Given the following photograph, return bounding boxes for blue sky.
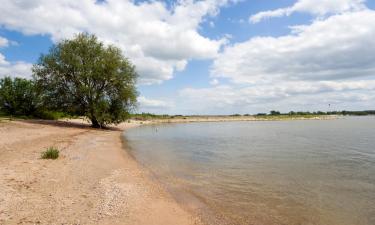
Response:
[1,0,375,115]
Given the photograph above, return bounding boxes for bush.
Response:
[41,147,59,159]
[35,111,69,120]
[0,77,41,116]
[270,110,281,115]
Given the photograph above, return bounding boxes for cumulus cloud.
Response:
[0,36,32,78]
[178,80,375,114]
[0,53,33,78]
[209,78,219,86]
[250,0,366,23]
[181,8,375,114]
[181,81,375,106]
[138,96,169,108]
[0,0,236,84]
[0,36,9,47]
[138,96,172,113]
[213,10,375,83]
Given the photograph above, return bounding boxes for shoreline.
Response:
[121,128,232,225]
[0,119,203,225]
[131,115,339,124]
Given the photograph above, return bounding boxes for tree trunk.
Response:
[90,117,101,128]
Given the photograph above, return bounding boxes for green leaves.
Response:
[0,77,41,116]
[33,33,138,127]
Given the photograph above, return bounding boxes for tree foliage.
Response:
[270,110,281,115]
[33,33,138,127]
[0,77,40,116]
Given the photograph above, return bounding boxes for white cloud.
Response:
[138,96,172,113]
[0,36,9,47]
[0,53,33,78]
[210,78,219,86]
[138,96,169,108]
[181,81,375,105]
[181,8,375,114]
[178,80,375,114]
[0,0,236,84]
[250,0,366,23]
[214,10,375,84]
[0,36,31,78]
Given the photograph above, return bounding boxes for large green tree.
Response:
[33,33,138,128]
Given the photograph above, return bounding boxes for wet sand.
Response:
[0,119,203,225]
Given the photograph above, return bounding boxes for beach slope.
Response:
[0,119,201,225]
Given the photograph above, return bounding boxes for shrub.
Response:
[41,147,59,159]
[35,111,69,120]
[270,110,281,115]
[0,77,41,116]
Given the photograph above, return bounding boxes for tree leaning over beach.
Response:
[33,33,138,128]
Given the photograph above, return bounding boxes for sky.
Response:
[1,0,375,115]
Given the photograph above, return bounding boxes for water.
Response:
[124,117,375,225]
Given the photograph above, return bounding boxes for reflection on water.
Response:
[124,117,375,225]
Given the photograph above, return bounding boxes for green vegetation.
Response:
[0,77,41,117]
[285,110,375,116]
[250,110,375,119]
[130,110,375,121]
[254,114,318,120]
[0,33,138,128]
[36,111,73,120]
[270,110,281,115]
[41,147,59,159]
[33,33,138,128]
[130,113,177,120]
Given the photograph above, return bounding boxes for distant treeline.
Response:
[131,110,375,120]
[130,113,185,120]
[254,110,375,116]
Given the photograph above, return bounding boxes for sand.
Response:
[0,119,203,225]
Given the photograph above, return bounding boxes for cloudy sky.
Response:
[1,0,375,115]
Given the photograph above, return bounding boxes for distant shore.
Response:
[131,114,339,124]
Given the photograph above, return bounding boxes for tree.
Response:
[33,33,138,128]
[0,77,40,116]
[270,110,280,115]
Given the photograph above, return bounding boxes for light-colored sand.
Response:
[0,119,203,225]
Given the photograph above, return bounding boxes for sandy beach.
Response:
[0,119,203,225]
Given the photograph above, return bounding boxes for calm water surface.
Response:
[124,117,375,225]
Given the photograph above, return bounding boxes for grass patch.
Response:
[41,147,60,159]
[131,113,173,121]
[35,111,74,120]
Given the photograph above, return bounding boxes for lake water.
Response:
[124,117,375,225]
